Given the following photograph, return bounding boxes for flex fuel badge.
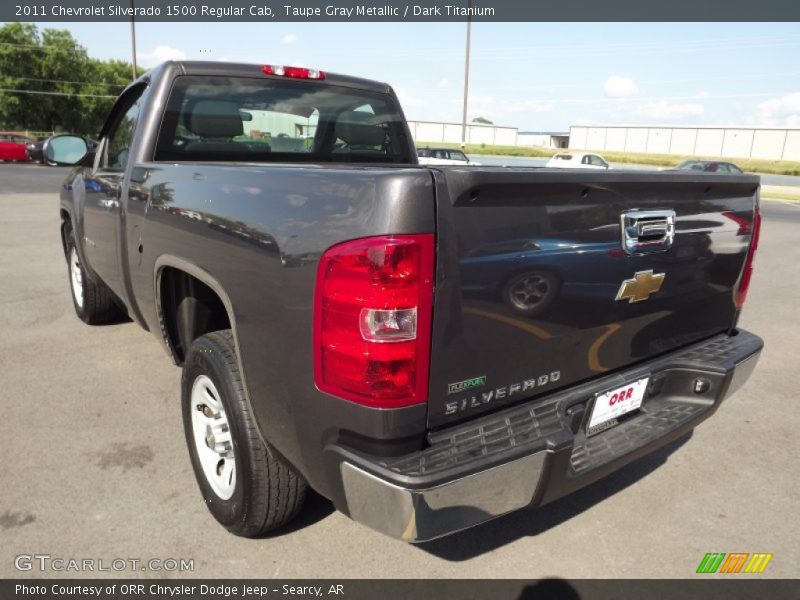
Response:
[447,376,487,395]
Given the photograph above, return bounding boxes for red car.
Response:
[0,132,33,162]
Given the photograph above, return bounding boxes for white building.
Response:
[517,131,570,149]
[569,125,800,162]
[407,120,518,146]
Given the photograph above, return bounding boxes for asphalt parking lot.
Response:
[1,163,798,579]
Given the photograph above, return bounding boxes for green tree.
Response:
[472,116,493,125]
[79,59,138,136]
[0,23,42,131]
[0,23,141,135]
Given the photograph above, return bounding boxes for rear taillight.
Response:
[735,207,761,309]
[314,234,434,408]
[261,65,325,80]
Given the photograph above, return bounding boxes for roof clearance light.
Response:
[261,65,325,80]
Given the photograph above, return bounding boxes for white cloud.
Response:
[697,90,711,98]
[634,101,705,119]
[394,87,425,108]
[140,44,186,66]
[603,76,639,98]
[280,34,298,45]
[756,92,800,126]
[758,92,800,115]
[437,78,450,89]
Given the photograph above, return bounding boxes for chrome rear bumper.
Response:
[335,330,762,542]
[341,452,546,542]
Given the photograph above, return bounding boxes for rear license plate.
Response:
[587,377,649,436]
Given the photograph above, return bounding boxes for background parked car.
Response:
[417,147,481,165]
[546,151,609,169]
[459,230,715,318]
[674,160,743,173]
[25,137,50,163]
[0,132,33,162]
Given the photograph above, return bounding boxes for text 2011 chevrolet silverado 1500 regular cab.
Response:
[49,61,763,542]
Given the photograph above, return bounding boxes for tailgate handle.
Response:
[621,209,676,255]
[638,222,668,240]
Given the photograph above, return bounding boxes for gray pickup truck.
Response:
[49,61,763,542]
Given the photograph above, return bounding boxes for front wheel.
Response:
[182,330,307,537]
[64,226,121,324]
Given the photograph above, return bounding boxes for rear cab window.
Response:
[154,75,413,164]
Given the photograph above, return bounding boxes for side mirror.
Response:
[43,135,89,166]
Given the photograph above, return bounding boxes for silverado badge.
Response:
[615,270,665,303]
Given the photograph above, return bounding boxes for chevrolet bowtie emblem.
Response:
[615,270,665,303]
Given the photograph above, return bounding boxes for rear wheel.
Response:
[64,226,120,324]
[182,330,307,537]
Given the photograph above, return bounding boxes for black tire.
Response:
[64,226,121,324]
[502,270,560,317]
[182,330,307,537]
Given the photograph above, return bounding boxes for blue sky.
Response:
[38,21,800,130]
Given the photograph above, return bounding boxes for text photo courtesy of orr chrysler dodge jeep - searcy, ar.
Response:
[46,60,762,542]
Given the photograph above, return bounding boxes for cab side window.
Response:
[103,92,144,171]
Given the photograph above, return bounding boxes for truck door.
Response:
[82,85,145,299]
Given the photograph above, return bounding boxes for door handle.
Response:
[620,209,676,255]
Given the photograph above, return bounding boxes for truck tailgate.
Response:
[427,168,759,428]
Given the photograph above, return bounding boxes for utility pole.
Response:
[130,0,138,80]
[460,0,472,149]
